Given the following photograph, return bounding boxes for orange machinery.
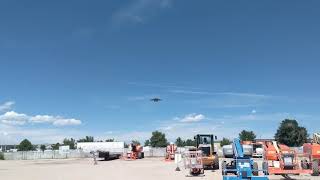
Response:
[302,133,320,176]
[165,143,177,161]
[263,141,312,178]
[124,143,144,160]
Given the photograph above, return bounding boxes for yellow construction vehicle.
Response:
[194,134,219,169]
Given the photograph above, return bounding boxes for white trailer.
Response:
[77,142,124,160]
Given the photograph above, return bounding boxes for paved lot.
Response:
[0,158,317,180]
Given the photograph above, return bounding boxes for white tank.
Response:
[222,144,253,157]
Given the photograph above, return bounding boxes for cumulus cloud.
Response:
[178,113,205,123]
[0,101,15,112]
[0,111,28,125]
[0,111,81,126]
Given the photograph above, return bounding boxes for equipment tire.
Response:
[252,162,259,176]
[213,155,219,170]
[222,161,227,175]
[312,159,319,176]
[301,160,308,169]
[262,161,269,175]
[190,168,201,176]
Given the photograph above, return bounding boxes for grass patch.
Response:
[0,152,4,160]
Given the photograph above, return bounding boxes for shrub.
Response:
[0,152,4,160]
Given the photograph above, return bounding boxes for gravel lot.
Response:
[0,158,317,180]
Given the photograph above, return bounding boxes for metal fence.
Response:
[3,147,225,160]
[3,148,169,160]
[3,150,91,160]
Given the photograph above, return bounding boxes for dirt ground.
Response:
[0,158,317,180]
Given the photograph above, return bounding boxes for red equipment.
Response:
[302,133,320,176]
[165,143,177,161]
[123,144,144,161]
[263,141,312,178]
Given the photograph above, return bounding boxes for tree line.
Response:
[16,119,310,151]
[220,119,308,147]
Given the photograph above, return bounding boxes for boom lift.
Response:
[123,143,144,160]
[221,138,269,180]
[302,133,320,176]
[165,142,177,161]
[264,141,312,178]
[194,134,219,169]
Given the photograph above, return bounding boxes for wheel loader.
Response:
[194,134,219,169]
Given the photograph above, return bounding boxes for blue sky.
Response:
[0,0,320,144]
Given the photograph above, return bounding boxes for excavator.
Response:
[303,133,320,176]
[221,138,268,180]
[194,134,219,169]
[263,141,312,178]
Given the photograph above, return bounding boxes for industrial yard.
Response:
[1,1,320,180]
[0,158,317,180]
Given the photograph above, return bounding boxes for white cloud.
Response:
[0,124,86,144]
[178,113,205,123]
[163,126,173,130]
[30,115,56,123]
[128,82,202,90]
[52,119,82,126]
[251,109,257,114]
[0,111,81,126]
[169,90,212,95]
[0,111,28,125]
[0,101,15,112]
[169,90,269,98]
[112,0,174,25]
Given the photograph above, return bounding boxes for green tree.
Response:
[144,140,150,146]
[149,131,168,147]
[40,145,46,152]
[175,137,185,147]
[63,138,76,149]
[0,152,4,160]
[239,130,256,141]
[105,139,114,142]
[185,139,196,146]
[131,140,140,145]
[275,119,308,146]
[51,143,60,150]
[78,136,94,142]
[18,139,34,151]
[220,137,231,146]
